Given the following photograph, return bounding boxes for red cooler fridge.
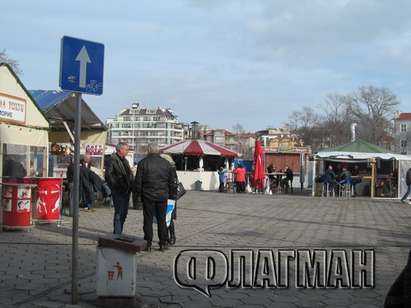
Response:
[35,178,63,223]
[2,178,35,230]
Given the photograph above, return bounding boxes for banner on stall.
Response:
[0,92,26,124]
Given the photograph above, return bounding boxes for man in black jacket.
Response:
[105,142,133,235]
[67,156,94,211]
[133,144,177,251]
[400,167,411,203]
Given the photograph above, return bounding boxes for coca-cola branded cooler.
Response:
[2,177,35,230]
[35,178,63,224]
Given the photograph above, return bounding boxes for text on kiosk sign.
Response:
[0,92,26,124]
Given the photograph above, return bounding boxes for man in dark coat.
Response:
[67,156,94,211]
[105,142,133,235]
[285,166,294,192]
[133,144,177,251]
[400,167,411,203]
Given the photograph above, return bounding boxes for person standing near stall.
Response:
[234,164,246,193]
[133,144,177,251]
[67,155,94,211]
[160,153,179,245]
[285,166,294,192]
[400,167,411,204]
[105,142,133,235]
[218,166,227,193]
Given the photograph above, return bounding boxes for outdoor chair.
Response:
[322,182,336,197]
[338,180,353,198]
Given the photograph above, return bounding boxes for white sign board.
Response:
[0,92,26,124]
[96,247,137,297]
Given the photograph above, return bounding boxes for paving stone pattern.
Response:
[0,192,410,307]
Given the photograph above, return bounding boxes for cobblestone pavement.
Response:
[1,192,411,307]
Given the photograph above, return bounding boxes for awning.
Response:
[160,140,239,158]
[30,90,106,131]
[315,151,411,161]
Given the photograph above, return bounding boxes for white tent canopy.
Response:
[313,140,411,198]
[316,151,410,161]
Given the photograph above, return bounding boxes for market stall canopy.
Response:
[30,90,106,131]
[316,139,410,161]
[161,139,239,158]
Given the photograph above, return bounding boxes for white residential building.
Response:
[107,103,184,153]
[394,112,411,155]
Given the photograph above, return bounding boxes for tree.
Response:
[321,94,354,146]
[286,85,400,151]
[287,106,323,148]
[232,123,245,135]
[231,123,246,157]
[349,86,399,146]
[0,49,22,75]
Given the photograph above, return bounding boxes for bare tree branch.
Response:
[0,49,22,75]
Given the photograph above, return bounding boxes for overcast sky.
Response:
[2,0,411,131]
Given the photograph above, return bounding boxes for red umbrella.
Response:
[252,139,265,190]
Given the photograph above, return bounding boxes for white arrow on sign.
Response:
[75,46,91,88]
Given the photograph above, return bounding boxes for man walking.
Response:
[400,167,411,203]
[105,142,133,235]
[133,144,177,251]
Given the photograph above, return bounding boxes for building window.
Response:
[401,140,407,148]
[401,123,407,132]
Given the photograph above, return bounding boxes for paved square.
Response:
[1,192,410,307]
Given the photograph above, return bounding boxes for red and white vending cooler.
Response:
[35,178,63,224]
[2,178,35,230]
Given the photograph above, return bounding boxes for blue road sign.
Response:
[59,36,104,95]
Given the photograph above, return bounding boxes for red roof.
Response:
[397,113,411,121]
[160,139,239,157]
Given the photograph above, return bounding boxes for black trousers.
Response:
[143,198,168,245]
[236,181,245,192]
[401,184,411,201]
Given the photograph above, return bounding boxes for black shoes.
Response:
[145,241,170,252]
[144,242,152,252]
[168,230,176,246]
[168,233,176,246]
[159,243,169,252]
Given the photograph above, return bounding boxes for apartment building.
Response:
[107,103,184,153]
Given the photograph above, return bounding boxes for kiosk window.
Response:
[3,144,46,177]
[3,144,28,177]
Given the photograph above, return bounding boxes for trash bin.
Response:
[194,180,202,191]
[96,235,146,298]
[35,178,63,224]
[2,177,35,230]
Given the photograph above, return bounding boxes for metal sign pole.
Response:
[60,36,103,303]
[71,92,82,304]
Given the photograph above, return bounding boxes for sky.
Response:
[2,0,411,131]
